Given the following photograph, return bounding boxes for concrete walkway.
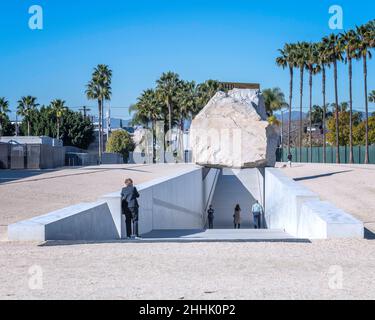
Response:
[141,229,297,242]
[209,169,261,229]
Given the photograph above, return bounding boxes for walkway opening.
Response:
[209,168,265,229]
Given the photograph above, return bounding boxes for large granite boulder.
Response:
[190,89,279,168]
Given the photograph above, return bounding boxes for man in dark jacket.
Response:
[207,205,215,229]
[121,178,140,238]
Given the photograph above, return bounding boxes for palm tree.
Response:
[340,30,360,164]
[276,43,297,158]
[262,88,288,116]
[322,34,344,163]
[50,99,67,139]
[0,97,10,136]
[86,64,112,164]
[317,41,331,163]
[134,89,162,163]
[196,80,223,116]
[295,42,309,160]
[356,24,373,164]
[369,90,375,104]
[17,96,39,136]
[305,43,321,162]
[94,65,113,143]
[156,72,181,144]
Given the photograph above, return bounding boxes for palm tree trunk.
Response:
[334,59,340,164]
[152,119,156,164]
[167,99,172,145]
[288,66,293,158]
[98,99,102,164]
[299,67,304,162]
[348,56,354,164]
[57,118,60,139]
[28,120,30,136]
[309,70,313,163]
[101,99,105,155]
[322,65,327,163]
[363,55,369,164]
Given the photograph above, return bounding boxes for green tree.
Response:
[106,130,135,161]
[327,107,362,146]
[262,88,288,116]
[308,105,334,126]
[86,64,112,164]
[156,72,182,142]
[17,96,39,136]
[369,90,375,103]
[276,43,297,157]
[195,80,223,116]
[317,41,332,162]
[353,115,375,146]
[176,80,198,127]
[340,30,360,163]
[60,110,95,149]
[305,42,321,161]
[295,42,309,158]
[0,97,11,136]
[356,24,373,164]
[18,106,94,149]
[50,99,68,139]
[130,89,162,163]
[322,34,344,163]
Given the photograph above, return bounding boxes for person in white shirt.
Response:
[251,200,264,229]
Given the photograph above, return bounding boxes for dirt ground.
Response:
[1,239,374,300]
[1,163,374,300]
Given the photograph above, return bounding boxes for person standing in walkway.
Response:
[207,205,215,229]
[233,204,241,229]
[251,200,264,229]
[121,178,140,238]
[287,154,293,168]
[121,194,132,239]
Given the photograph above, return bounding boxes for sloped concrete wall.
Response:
[265,168,364,239]
[299,200,363,239]
[8,166,219,242]
[8,202,118,241]
[101,166,220,237]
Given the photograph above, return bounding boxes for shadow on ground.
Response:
[364,228,375,240]
[293,170,353,182]
[0,165,151,185]
[39,229,311,247]
[39,238,311,247]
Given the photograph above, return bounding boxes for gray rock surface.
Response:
[190,89,279,168]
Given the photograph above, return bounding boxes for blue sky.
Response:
[1,0,374,120]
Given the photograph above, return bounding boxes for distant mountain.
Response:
[275,111,307,122]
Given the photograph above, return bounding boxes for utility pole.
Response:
[79,106,91,120]
[281,110,284,148]
[106,103,111,141]
[15,114,19,136]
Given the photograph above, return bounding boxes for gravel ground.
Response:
[1,163,374,300]
[1,239,374,300]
